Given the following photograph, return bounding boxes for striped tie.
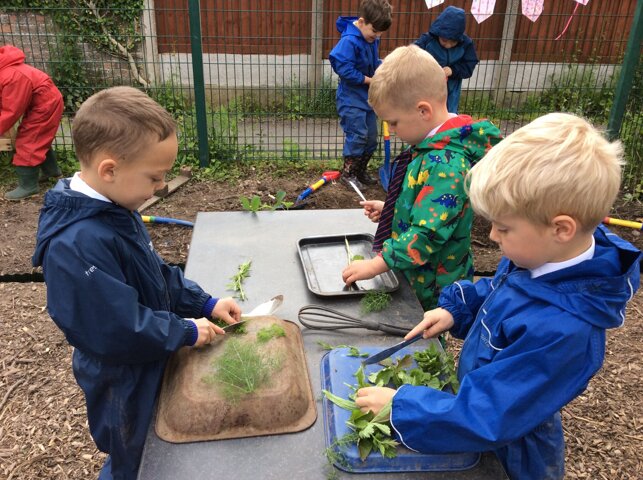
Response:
[372,149,414,252]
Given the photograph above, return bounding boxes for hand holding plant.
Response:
[211,296,243,325]
[355,386,396,416]
[342,256,388,285]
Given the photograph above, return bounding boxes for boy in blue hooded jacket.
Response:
[414,6,478,113]
[354,113,642,479]
[329,0,392,187]
[32,86,242,480]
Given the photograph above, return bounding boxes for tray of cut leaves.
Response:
[320,343,480,473]
[297,233,399,296]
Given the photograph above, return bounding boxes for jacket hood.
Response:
[0,45,26,70]
[336,16,361,36]
[507,225,642,330]
[33,179,132,267]
[429,6,466,42]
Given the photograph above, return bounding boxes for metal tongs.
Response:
[297,304,411,337]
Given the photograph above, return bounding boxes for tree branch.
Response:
[83,0,150,87]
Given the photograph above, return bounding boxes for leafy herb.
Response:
[324,344,459,462]
[226,260,252,301]
[324,432,358,479]
[323,390,399,460]
[211,318,247,334]
[359,291,392,314]
[317,341,368,358]
[414,345,459,393]
[256,324,286,343]
[203,338,281,401]
[240,190,293,212]
[366,345,459,392]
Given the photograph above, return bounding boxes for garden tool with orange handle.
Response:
[294,170,341,205]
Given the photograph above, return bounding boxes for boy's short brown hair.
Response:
[72,86,176,166]
[359,0,393,32]
[467,113,624,231]
[369,45,447,110]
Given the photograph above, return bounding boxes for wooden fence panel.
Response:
[154,0,636,62]
[512,0,635,62]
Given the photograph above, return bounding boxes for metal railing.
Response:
[1,0,640,192]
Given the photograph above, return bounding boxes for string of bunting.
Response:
[424,0,590,25]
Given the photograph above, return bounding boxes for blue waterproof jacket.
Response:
[414,6,479,112]
[390,226,641,479]
[32,180,212,480]
[329,16,381,111]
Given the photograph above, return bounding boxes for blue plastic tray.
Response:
[321,347,480,473]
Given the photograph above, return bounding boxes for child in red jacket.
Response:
[0,45,64,200]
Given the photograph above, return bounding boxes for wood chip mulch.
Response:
[1,277,641,479]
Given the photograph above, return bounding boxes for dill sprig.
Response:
[226,260,252,301]
[359,291,392,314]
[203,338,281,401]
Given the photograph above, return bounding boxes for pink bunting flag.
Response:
[522,0,544,22]
[424,0,445,9]
[471,0,497,23]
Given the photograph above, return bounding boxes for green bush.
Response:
[49,34,96,111]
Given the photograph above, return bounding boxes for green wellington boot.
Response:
[39,149,63,182]
[5,166,40,201]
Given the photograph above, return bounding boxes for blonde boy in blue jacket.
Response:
[354,113,642,479]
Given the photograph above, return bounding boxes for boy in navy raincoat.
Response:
[414,6,478,113]
[32,87,242,480]
[329,0,392,187]
[354,113,642,479]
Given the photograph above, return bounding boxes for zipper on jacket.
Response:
[459,269,510,348]
[131,212,172,310]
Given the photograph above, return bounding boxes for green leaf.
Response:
[316,342,367,357]
[372,422,391,436]
[323,390,357,411]
[357,438,373,461]
[274,190,287,203]
[357,423,375,439]
[317,341,334,351]
[354,365,369,388]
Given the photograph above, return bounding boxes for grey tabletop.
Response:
[138,209,507,480]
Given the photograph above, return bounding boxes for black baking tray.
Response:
[297,233,400,296]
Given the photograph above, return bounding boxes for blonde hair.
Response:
[467,113,624,230]
[72,86,176,166]
[368,45,447,110]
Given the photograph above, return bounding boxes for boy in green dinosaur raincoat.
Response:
[342,45,502,310]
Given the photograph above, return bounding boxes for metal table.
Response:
[138,209,507,480]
